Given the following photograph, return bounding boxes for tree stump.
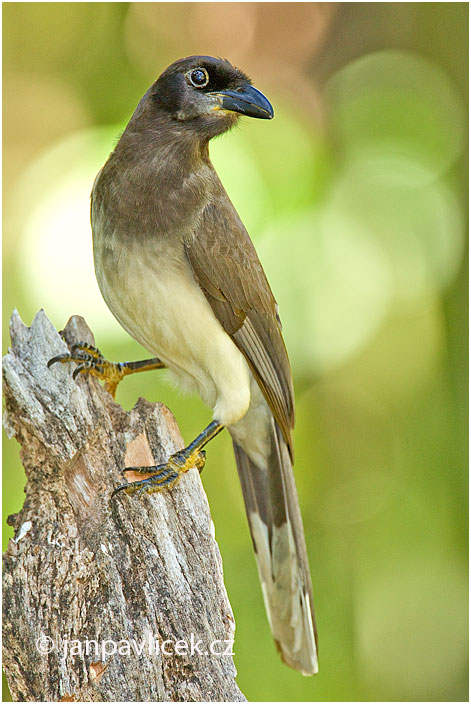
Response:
[2,309,245,702]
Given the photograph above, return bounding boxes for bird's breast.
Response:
[93,227,197,358]
[93,226,252,425]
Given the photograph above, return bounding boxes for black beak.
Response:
[209,84,274,119]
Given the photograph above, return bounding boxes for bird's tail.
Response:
[232,419,318,675]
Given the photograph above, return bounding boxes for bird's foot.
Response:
[48,342,164,398]
[112,421,222,499]
[111,449,207,499]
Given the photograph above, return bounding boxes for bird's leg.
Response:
[112,420,224,498]
[48,342,165,398]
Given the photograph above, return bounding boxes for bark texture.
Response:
[2,309,245,702]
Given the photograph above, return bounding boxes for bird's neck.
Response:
[100,117,217,239]
[117,112,212,174]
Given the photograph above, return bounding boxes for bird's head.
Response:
[142,56,273,138]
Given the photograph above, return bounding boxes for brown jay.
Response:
[50,56,318,675]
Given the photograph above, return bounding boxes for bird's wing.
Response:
[184,196,295,452]
[186,191,318,674]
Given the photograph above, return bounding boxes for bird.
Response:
[49,56,318,675]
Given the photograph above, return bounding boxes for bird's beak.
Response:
[208,84,274,119]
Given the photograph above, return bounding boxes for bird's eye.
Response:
[188,67,209,88]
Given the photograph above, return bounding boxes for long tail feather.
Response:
[232,419,318,675]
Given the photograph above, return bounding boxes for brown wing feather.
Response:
[184,196,294,451]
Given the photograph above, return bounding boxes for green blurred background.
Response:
[3,2,468,701]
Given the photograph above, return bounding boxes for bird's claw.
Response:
[48,342,124,397]
[111,449,207,499]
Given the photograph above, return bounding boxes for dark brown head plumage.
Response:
[124,55,273,141]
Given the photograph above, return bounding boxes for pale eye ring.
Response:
[187,67,209,88]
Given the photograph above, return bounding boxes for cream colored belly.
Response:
[95,239,253,427]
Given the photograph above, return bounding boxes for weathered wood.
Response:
[2,309,245,702]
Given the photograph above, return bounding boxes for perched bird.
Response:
[50,56,318,675]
